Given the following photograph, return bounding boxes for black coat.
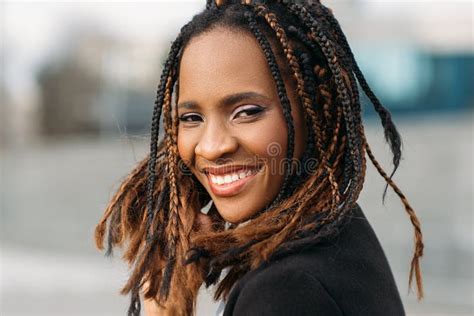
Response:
[222,204,405,316]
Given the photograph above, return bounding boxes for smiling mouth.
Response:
[205,166,263,197]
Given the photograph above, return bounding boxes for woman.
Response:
[95,1,424,315]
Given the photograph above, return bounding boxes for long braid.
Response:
[255,5,343,235]
[282,0,423,300]
[365,141,424,299]
[283,2,363,211]
[95,155,149,255]
[287,26,343,211]
[116,33,185,315]
[159,66,181,301]
[245,10,296,209]
[294,49,341,213]
[289,5,362,198]
[255,5,323,156]
[128,25,189,314]
[145,38,184,243]
[286,26,334,145]
[284,50,316,193]
[315,3,403,202]
[300,0,423,299]
[255,5,333,215]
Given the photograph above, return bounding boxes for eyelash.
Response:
[235,106,264,118]
[178,106,264,123]
[178,114,201,123]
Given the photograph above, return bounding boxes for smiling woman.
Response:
[94,1,424,316]
[177,28,307,223]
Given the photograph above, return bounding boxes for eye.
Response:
[233,105,264,119]
[178,113,203,123]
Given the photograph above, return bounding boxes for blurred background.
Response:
[0,0,472,315]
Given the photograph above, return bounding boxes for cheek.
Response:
[239,112,288,165]
[177,130,195,167]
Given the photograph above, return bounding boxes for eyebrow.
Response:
[177,91,271,111]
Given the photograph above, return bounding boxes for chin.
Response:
[216,205,255,225]
[219,212,245,225]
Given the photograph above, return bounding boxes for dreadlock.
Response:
[94,1,424,315]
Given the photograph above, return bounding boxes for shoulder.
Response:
[224,257,343,316]
[223,204,406,316]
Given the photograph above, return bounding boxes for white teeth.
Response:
[210,174,225,185]
[209,168,259,185]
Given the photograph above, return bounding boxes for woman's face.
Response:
[177,27,307,224]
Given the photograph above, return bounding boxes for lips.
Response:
[204,165,262,197]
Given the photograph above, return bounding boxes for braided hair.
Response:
[95,1,424,315]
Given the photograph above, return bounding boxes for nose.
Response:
[195,120,238,162]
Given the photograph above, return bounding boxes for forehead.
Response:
[178,27,275,103]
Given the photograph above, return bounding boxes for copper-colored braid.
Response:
[257,6,324,156]
[161,70,182,300]
[301,10,363,209]
[314,65,332,135]
[365,141,424,300]
[324,106,343,215]
[314,66,344,216]
[94,159,142,249]
[256,5,342,220]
